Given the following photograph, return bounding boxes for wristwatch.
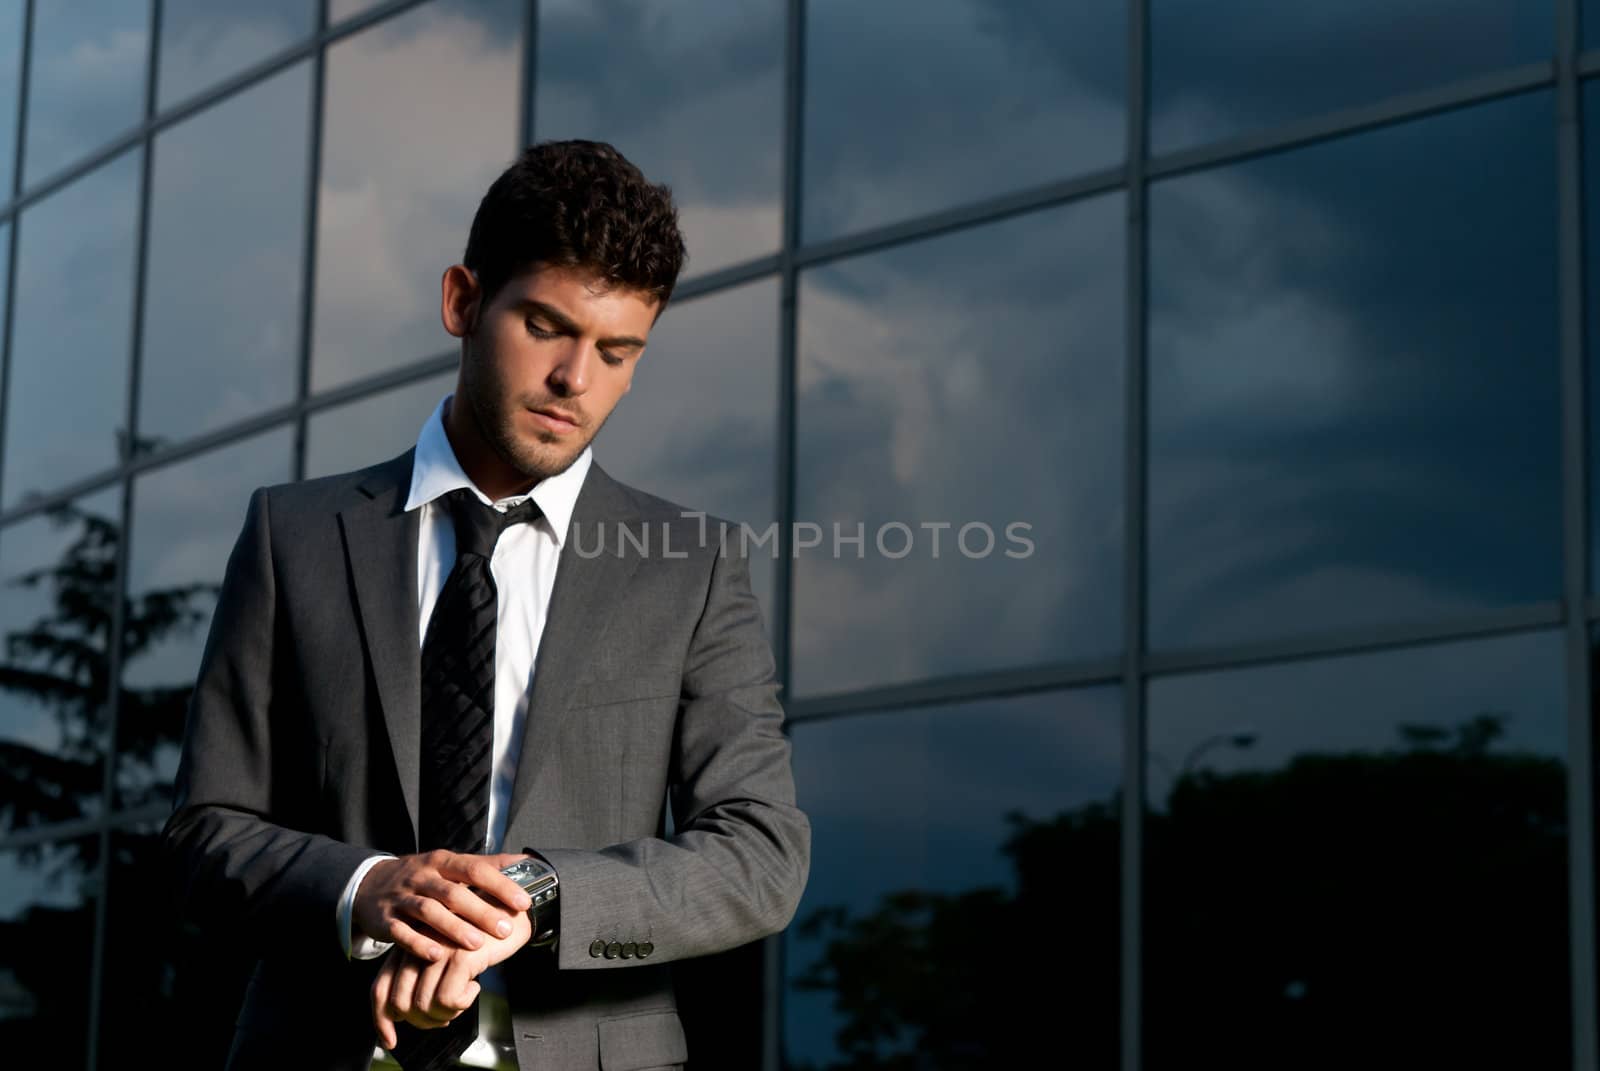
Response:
[500,855,559,948]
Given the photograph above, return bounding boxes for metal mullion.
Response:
[87,4,161,1064]
[763,2,804,1069]
[1558,2,1597,1067]
[673,253,783,300]
[1122,3,1149,1069]
[788,658,1124,723]
[293,0,329,481]
[0,0,34,513]
[520,0,537,148]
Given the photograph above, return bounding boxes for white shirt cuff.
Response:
[338,853,397,960]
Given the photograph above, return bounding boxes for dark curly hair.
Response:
[462,139,688,315]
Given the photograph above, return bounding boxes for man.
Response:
[163,139,810,1070]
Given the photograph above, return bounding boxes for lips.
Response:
[530,406,581,432]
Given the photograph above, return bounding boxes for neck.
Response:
[443,396,538,501]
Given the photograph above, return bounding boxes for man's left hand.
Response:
[371,900,533,1048]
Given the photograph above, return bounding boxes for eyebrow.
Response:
[518,299,647,350]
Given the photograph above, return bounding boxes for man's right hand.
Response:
[352,851,532,962]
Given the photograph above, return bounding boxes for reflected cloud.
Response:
[155,0,317,110]
[311,0,523,393]
[22,0,148,187]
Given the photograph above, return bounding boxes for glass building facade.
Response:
[0,1,1596,1068]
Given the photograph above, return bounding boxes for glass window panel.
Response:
[535,0,784,277]
[1589,1,1600,49]
[0,486,121,832]
[1148,91,1559,652]
[802,0,1124,243]
[304,368,455,478]
[0,837,100,1066]
[597,277,780,620]
[793,198,1124,698]
[1151,1,1551,155]
[116,427,294,808]
[139,61,311,446]
[97,822,252,1070]
[785,689,1121,1069]
[328,0,387,24]
[311,0,523,394]
[2,149,141,509]
[156,0,316,111]
[22,0,150,187]
[1146,630,1568,1068]
[0,0,23,192]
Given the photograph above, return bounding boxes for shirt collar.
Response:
[403,394,593,548]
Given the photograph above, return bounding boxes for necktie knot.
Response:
[443,488,542,560]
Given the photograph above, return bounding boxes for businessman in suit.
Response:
[162,139,810,1070]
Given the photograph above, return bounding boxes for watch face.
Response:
[504,858,557,896]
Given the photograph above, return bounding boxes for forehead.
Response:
[497,264,660,324]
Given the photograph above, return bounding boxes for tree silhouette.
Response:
[790,714,1568,1070]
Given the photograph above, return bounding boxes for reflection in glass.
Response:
[0,487,121,831]
[22,0,150,186]
[116,427,294,807]
[156,0,316,111]
[0,0,23,192]
[598,278,780,620]
[98,823,253,1070]
[311,0,523,393]
[0,837,100,1065]
[1150,1,1550,154]
[328,0,387,24]
[802,0,1124,242]
[1146,630,1568,1068]
[785,689,1121,1069]
[535,0,784,276]
[1148,91,1559,651]
[3,149,142,509]
[140,61,311,445]
[792,198,1124,697]
[304,368,455,478]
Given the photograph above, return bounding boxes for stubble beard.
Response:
[462,346,594,483]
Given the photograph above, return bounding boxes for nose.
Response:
[547,339,596,397]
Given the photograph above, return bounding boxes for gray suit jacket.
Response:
[162,448,810,1070]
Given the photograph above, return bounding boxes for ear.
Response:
[440,265,482,338]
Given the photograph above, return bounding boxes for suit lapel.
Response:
[507,462,644,823]
[339,449,423,846]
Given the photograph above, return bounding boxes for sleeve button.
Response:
[621,942,637,959]
[637,941,654,958]
[604,942,622,959]
[589,940,607,959]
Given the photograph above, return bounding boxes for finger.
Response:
[451,855,535,912]
[385,917,446,963]
[409,894,488,951]
[437,953,478,1011]
[371,964,397,1049]
[389,956,420,1018]
[415,953,449,1019]
[429,877,518,940]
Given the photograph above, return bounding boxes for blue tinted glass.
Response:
[0,837,100,1066]
[1149,91,1559,651]
[0,486,121,831]
[3,149,141,509]
[536,0,784,277]
[1151,0,1551,154]
[802,0,1125,242]
[786,689,1121,1068]
[311,0,524,393]
[598,278,781,620]
[116,427,294,808]
[0,0,22,192]
[156,0,316,111]
[794,198,1124,698]
[23,0,150,186]
[1585,0,1599,49]
[1146,630,1568,1067]
[139,61,311,446]
[305,369,455,479]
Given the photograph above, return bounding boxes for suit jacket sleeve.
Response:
[532,540,812,970]
[162,486,375,966]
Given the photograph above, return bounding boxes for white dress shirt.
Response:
[337,393,592,958]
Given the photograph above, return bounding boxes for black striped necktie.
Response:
[395,488,541,1071]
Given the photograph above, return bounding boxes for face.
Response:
[442,263,659,486]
